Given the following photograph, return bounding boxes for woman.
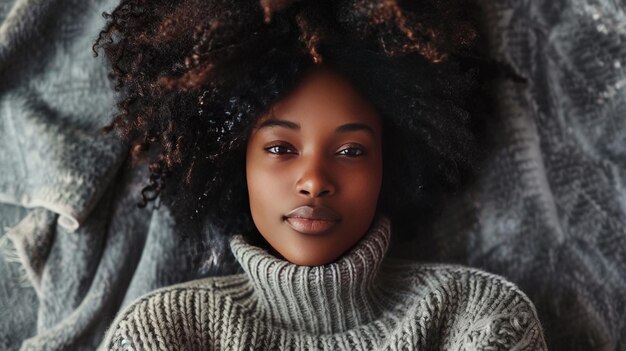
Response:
[95,0,548,349]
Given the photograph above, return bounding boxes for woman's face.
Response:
[245,67,383,266]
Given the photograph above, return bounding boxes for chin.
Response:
[284,251,337,267]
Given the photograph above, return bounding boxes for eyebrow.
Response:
[256,118,375,136]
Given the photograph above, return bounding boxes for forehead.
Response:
[255,67,381,133]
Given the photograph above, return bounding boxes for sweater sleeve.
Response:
[470,304,548,350]
[98,297,155,351]
[459,279,549,350]
[98,284,217,351]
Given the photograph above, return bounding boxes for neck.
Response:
[229,213,392,334]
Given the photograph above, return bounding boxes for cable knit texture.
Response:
[100,214,548,350]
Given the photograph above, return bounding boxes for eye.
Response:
[337,145,366,158]
[264,144,296,155]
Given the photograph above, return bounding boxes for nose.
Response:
[296,156,336,198]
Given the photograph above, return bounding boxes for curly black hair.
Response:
[94,0,513,274]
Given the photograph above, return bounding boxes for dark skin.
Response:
[246,66,383,266]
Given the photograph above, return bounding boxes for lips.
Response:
[284,205,341,235]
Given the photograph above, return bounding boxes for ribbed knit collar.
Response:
[229,213,392,334]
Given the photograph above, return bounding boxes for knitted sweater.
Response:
[100,214,548,350]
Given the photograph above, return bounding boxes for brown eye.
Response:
[337,146,365,158]
[265,144,296,155]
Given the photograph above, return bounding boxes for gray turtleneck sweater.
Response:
[99,214,548,350]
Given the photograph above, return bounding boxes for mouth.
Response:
[284,217,340,235]
[283,205,342,235]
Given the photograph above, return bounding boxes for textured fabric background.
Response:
[393,1,626,350]
[0,1,202,350]
[0,0,624,350]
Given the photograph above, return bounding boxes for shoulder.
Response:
[98,275,244,351]
[384,259,548,350]
[385,258,537,304]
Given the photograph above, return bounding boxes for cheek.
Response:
[246,157,288,214]
[339,161,383,208]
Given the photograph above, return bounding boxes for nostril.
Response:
[296,181,334,197]
[318,190,330,197]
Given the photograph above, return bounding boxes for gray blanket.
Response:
[0,0,624,350]
[410,1,626,349]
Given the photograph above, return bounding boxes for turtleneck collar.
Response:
[229,213,392,334]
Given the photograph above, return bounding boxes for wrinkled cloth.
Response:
[0,1,204,350]
[0,0,624,350]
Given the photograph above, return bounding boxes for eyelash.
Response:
[264,144,366,158]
